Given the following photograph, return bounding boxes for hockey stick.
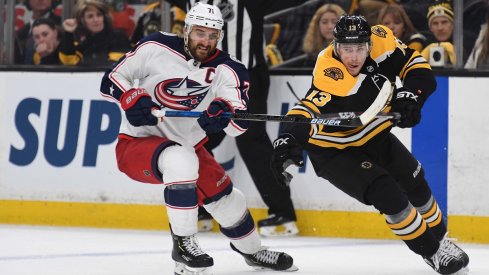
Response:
[151,109,400,128]
[151,77,400,127]
[358,76,396,125]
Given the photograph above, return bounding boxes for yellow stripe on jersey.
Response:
[388,208,417,230]
[398,220,427,240]
[422,201,443,228]
[399,53,431,79]
[427,213,443,228]
[59,51,83,65]
[301,100,322,114]
[287,100,319,118]
[309,120,392,149]
[387,208,429,241]
[288,109,313,118]
[109,52,126,62]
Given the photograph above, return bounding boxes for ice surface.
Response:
[0,225,488,275]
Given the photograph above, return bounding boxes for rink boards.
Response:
[0,71,487,243]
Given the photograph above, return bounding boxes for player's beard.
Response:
[188,38,217,62]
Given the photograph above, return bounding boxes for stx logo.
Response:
[310,118,341,126]
[396,91,418,101]
[273,137,290,148]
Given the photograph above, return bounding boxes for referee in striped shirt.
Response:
[169,0,303,236]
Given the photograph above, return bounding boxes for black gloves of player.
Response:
[271,133,304,188]
[198,98,233,134]
[391,86,421,128]
[120,88,159,127]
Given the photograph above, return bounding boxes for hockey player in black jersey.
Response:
[271,15,469,275]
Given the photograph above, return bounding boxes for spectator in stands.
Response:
[302,4,346,67]
[465,7,489,69]
[59,0,131,66]
[130,2,185,46]
[31,18,62,65]
[361,0,430,34]
[15,0,61,64]
[420,0,476,67]
[377,3,426,52]
[273,0,357,62]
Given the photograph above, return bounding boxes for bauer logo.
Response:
[310,118,341,126]
[9,98,121,167]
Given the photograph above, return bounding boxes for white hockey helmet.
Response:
[184,2,224,45]
[185,2,224,30]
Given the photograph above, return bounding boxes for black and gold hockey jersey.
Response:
[286,25,433,149]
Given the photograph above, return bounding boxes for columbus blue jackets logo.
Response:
[154,77,210,110]
[323,67,344,81]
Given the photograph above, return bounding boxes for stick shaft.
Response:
[151,110,399,127]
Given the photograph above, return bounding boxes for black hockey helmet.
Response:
[333,15,371,44]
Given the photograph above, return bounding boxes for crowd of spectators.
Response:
[9,0,489,70]
[267,0,489,70]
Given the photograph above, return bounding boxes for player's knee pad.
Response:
[203,187,247,228]
[158,145,199,185]
[365,175,409,215]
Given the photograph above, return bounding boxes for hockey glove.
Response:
[120,88,159,127]
[391,86,421,128]
[197,98,234,134]
[271,133,304,188]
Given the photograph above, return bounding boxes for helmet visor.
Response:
[189,27,221,42]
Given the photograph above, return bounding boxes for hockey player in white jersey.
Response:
[100,3,296,274]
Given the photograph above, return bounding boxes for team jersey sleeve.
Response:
[59,32,82,66]
[371,25,436,105]
[99,39,156,102]
[211,61,250,136]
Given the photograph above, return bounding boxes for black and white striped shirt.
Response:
[171,0,302,69]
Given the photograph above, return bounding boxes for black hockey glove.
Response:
[271,133,304,188]
[391,86,421,128]
[120,88,159,127]
[198,98,233,134]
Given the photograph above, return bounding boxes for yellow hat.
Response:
[427,1,454,26]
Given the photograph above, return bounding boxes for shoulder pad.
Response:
[370,25,398,61]
[312,46,361,96]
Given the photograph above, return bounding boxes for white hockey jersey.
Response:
[100,32,250,147]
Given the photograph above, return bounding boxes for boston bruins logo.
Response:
[361,161,373,169]
[323,67,344,81]
[372,26,387,38]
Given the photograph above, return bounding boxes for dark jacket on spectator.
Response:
[15,11,61,64]
[34,46,62,65]
[59,27,131,66]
